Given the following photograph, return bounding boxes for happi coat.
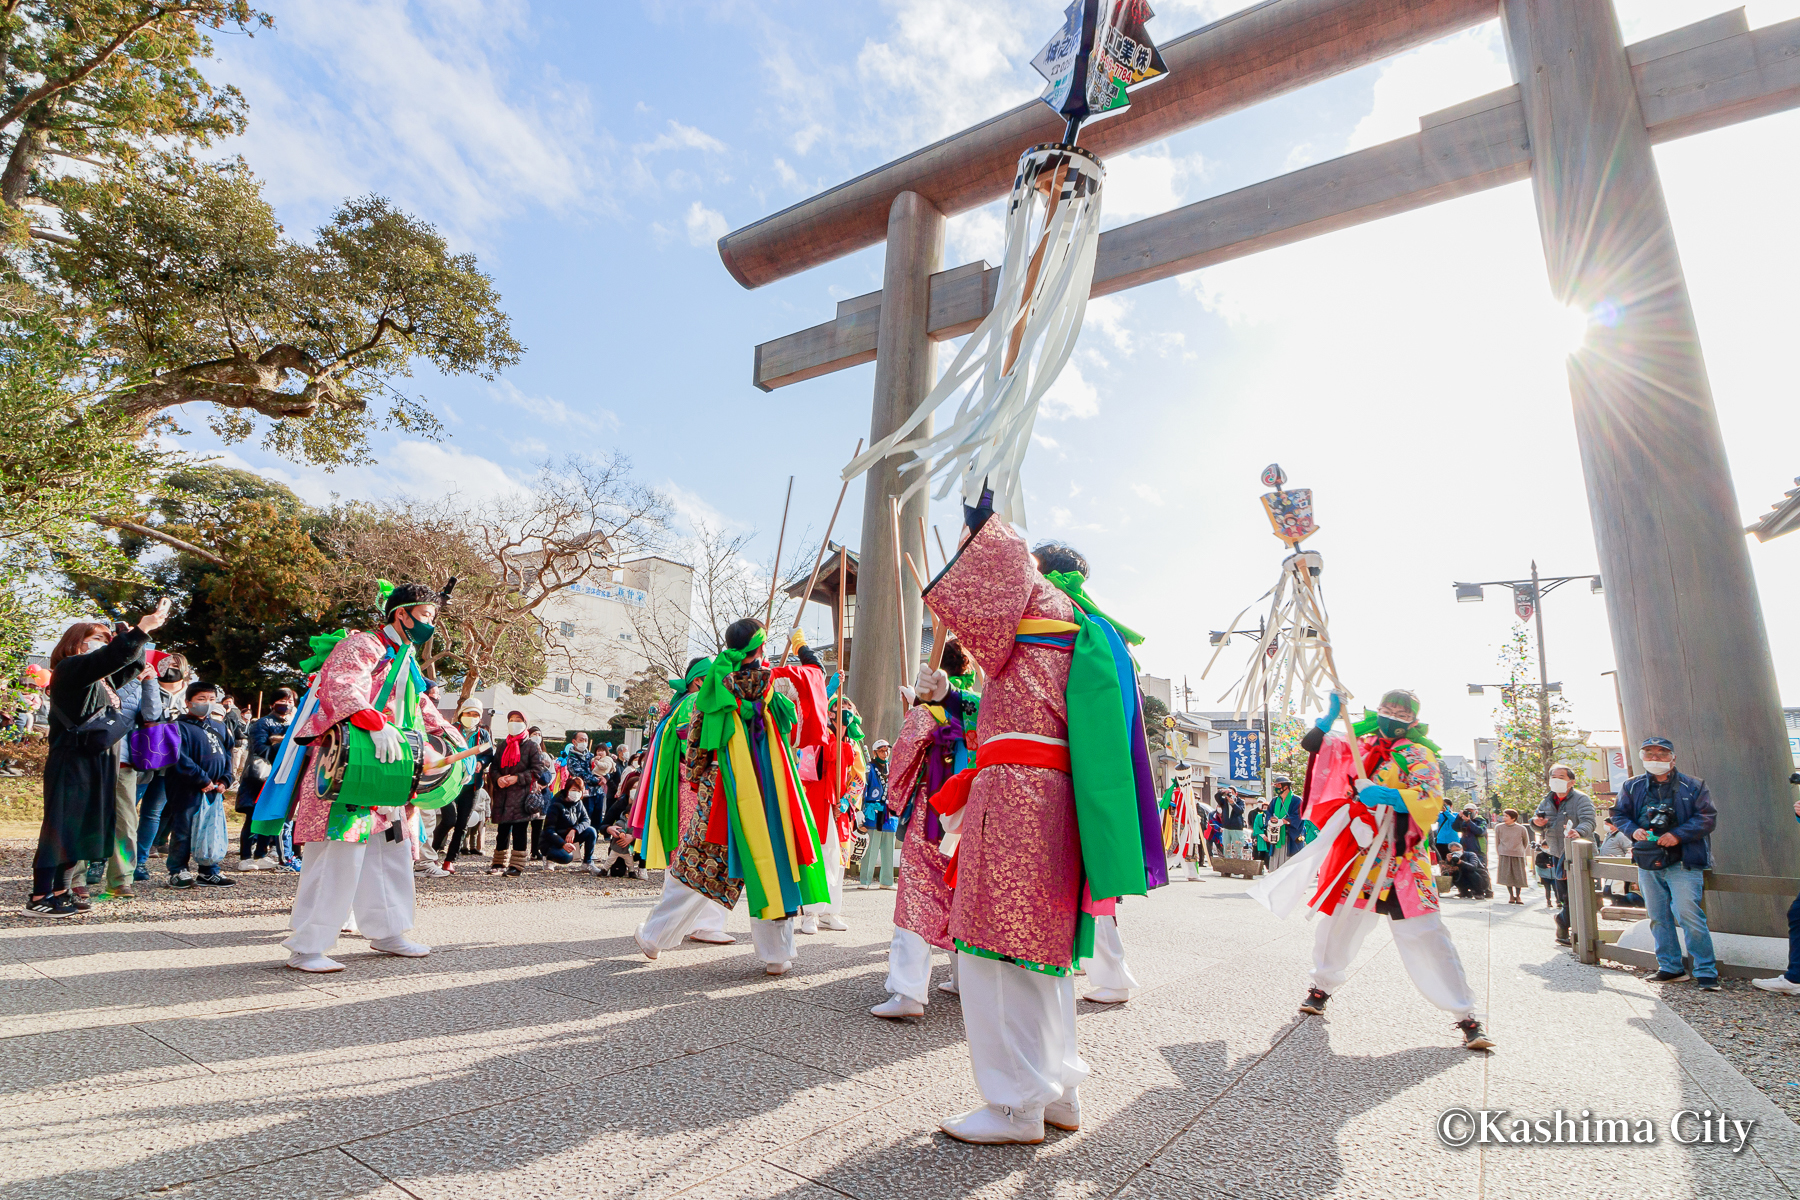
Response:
[883,695,975,952]
[290,629,454,845]
[923,517,1084,970]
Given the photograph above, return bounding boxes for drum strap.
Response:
[373,645,414,719]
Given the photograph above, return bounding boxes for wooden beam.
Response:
[720,0,1498,290]
[751,11,1800,391]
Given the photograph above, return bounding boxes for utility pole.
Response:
[1530,561,1553,771]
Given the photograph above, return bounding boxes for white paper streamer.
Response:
[842,144,1105,529]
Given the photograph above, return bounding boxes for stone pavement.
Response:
[2,871,1796,1200]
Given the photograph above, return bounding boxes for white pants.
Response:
[806,816,845,916]
[1086,915,1140,992]
[285,837,417,957]
[749,916,796,965]
[960,954,1089,1113]
[1309,906,1478,1019]
[885,927,946,1005]
[640,874,730,950]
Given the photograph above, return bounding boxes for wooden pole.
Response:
[777,439,863,669]
[933,525,950,571]
[837,543,850,675]
[848,191,942,742]
[1566,837,1599,965]
[888,496,911,692]
[763,476,795,628]
[1505,0,1796,935]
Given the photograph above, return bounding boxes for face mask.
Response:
[271,703,292,717]
[1549,778,1571,795]
[574,742,588,753]
[507,720,526,736]
[189,701,213,718]
[460,714,479,729]
[82,639,107,655]
[1376,715,1413,739]
[1644,758,1674,776]
[403,610,435,647]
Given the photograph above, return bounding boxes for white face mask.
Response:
[1643,758,1674,775]
[459,714,478,729]
[1548,778,1572,795]
[574,742,588,753]
[506,720,526,736]
[82,639,107,655]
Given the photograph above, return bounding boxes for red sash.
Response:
[927,738,1072,887]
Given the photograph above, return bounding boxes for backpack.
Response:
[128,721,182,771]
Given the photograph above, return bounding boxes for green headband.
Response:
[696,629,765,751]
[669,657,714,697]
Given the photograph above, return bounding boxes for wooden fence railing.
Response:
[1563,839,1798,977]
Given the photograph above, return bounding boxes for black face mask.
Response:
[271,704,293,718]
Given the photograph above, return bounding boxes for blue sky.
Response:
[190,0,1800,756]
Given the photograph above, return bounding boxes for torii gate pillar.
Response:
[1505,0,1797,935]
[847,191,941,741]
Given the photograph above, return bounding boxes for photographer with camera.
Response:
[1612,736,1718,990]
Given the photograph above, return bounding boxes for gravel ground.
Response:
[0,838,661,928]
[1653,969,1800,1125]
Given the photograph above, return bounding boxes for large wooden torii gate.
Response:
[718,0,1800,935]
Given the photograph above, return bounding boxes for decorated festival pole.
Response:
[763,476,794,627]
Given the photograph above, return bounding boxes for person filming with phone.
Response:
[1611,736,1719,991]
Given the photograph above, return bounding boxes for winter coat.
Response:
[41,627,147,865]
[235,712,290,809]
[114,676,164,770]
[166,713,233,815]
[544,791,593,842]
[486,736,552,824]
[1612,773,1715,871]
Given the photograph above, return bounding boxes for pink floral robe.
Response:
[290,629,453,845]
[924,518,1082,969]
[885,705,955,950]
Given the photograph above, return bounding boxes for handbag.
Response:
[49,696,134,755]
[128,721,181,770]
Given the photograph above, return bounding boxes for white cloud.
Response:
[215,0,596,241]
[492,380,618,432]
[1132,483,1165,506]
[1102,146,1208,221]
[1039,359,1099,421]
[634,120,727,157]
[685,201,730,248]
[1085,296,1135,354]
[1345,26,1511,153]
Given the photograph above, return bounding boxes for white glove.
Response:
[1352,778,1370,793]
[898,685,918,706]
[369,722,404,764]
[939,806,964,857]
[914,666,950,703]
[1350,817,1374,849]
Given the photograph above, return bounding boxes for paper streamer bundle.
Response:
[841,144,1103,528]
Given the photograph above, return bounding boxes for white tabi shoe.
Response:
[1084,987,1130,1005]
[940,1104,1046,1145]
[686,929,735,944]
[369,937,431,958]
[1044,1089,1081,1132]
[286,952,344,973]
[817,913,848,931]
[938,977,959,996]
[764,959,793,976]
[796,914,819,935]
[634,926,660,960]
[870,994,925,1019]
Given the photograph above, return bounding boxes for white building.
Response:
[459,555,694,748]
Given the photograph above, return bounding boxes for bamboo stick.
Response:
[763,476,795,627]
[777,439,863,668]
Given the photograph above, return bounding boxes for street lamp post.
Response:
[1454,565,1601,781]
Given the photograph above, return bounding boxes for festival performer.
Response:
[920,497,1164,1144]
[634,620,830,974]
[867,650,979,1020]
[282,582,463,973]
[1082,910,1140,1005]
[632,656,736,949]
[1262,690,1493,1051]
[795,691,863,934]
[1161,770,1203,882]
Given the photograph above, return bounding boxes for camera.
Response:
[1789,772,1800,786]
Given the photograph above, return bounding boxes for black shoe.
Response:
[195,872,237,887]
[1555,934,1571,946]
[1648,969,1691,983]
[1457,1018,1495,1050]
[167,873,195,890]
[1695,977,1721,992]
[1299,988,1330,1016]
[505,865,522,877]
[23,894,78,918]
[69,888,93,912]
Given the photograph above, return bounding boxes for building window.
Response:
[618,630,633,641]
[553,677,570,694]
[606,684,622,699]
[585,681,593,696]
[559,621,574,638]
